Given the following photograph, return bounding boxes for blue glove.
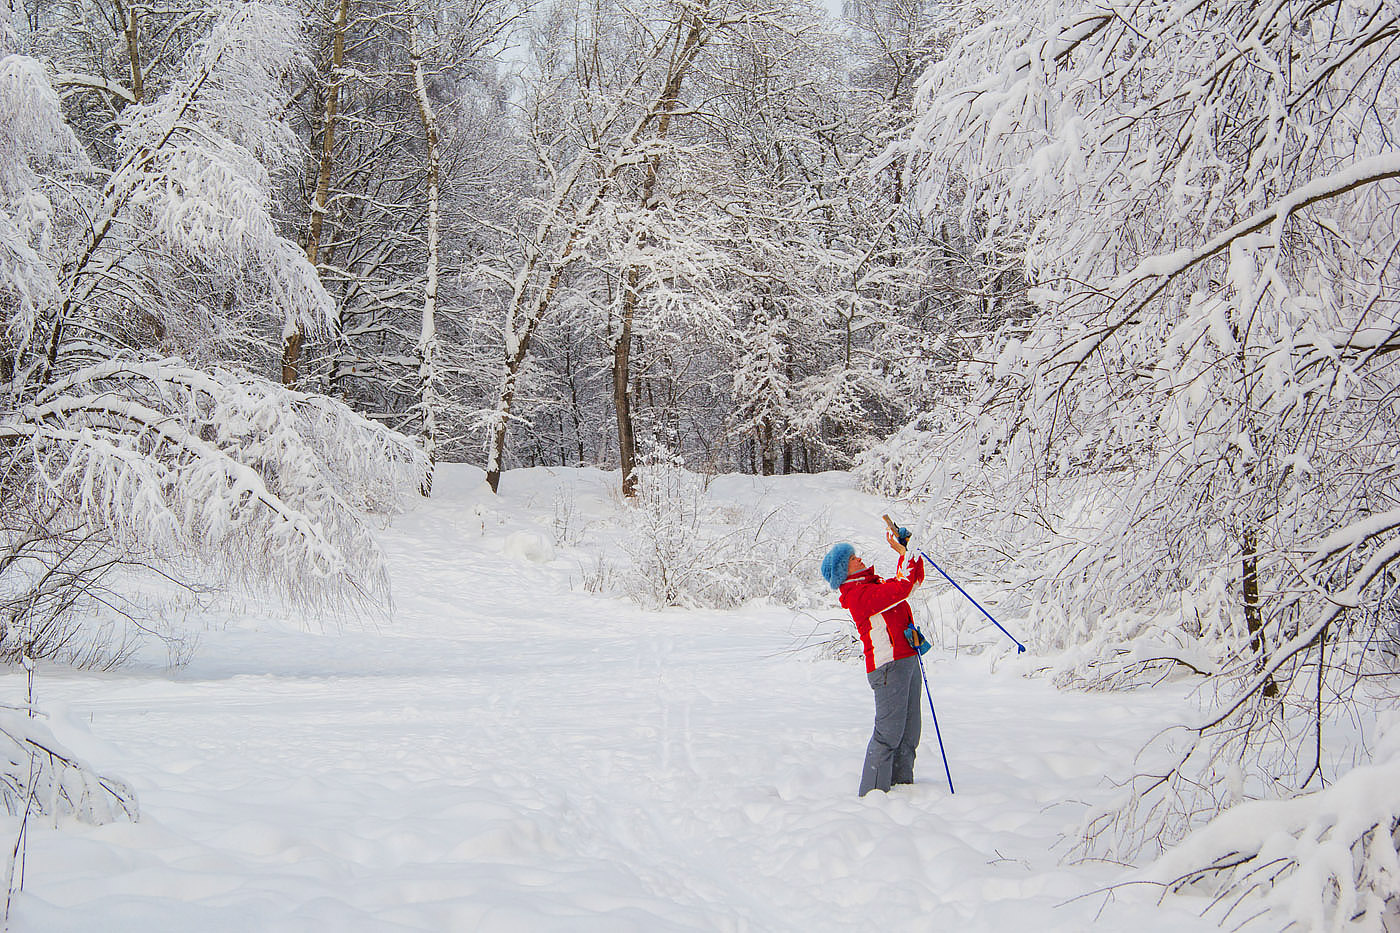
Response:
[904,624,931,655]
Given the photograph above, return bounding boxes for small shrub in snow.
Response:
[800,613,863,663]
[550,485,580,547]
[610,448,831,611]
[579,551,620,596]
[2,357,428,629]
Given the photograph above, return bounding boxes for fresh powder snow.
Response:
[5,466,1216,931]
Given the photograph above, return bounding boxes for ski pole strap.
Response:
[918,550,1026,654]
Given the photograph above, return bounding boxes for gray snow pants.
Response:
[859,654,922,796]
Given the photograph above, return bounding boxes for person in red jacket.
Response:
[822,531,926,796]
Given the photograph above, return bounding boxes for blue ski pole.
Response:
[918,550,1026,654]
[915,650,954,794]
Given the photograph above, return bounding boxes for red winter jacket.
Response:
[839,557,925,673]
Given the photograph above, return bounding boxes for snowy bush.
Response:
[1,355,429,658]
[611,448,830,611]
[0,710,136,826]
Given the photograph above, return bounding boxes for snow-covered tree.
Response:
[479,0,738,493]
[497,0,936,484]
[283,0,520,476]
[707,12,936,474]
[894,0,1400,925]
[32,0,333,378]
[1,8,428,830]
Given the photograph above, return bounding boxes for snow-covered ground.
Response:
[6,466,1217,931]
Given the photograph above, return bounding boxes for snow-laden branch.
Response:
[1309,507,1400,568]
[49,72,136,105]
[0,709,136,825]
[3,356,429,610]
[1143,752,1400,931]
[1086,151,1400,332]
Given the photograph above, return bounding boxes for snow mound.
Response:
[504,529,554,563]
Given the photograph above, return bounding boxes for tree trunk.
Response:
[284,0,349,386]
[611,23,691,498]
[42,0,147,384]
[46,41,217,385]
[1241,526,1279,698]
[561,340,585,465]
[1234,313,1278,699]
[614,270,639,497]
[757,420,775,476]
[114,0,144,104]
[485,353,525,493]
[410,26,440,496]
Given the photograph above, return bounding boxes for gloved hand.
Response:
[904,624,931,655]
[882,514,912,550]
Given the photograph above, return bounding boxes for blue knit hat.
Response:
[821,543,855,590]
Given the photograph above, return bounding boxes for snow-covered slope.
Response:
[4,465,1214,931]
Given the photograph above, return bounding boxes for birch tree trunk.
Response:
[409,25,440,496]
[283,0,349,387]
[114,0,145,104]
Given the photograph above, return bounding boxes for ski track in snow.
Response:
[5,466,1215,931]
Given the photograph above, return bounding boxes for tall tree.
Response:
[281,0,519,469]
[407,16,442,492]
[481,0,726,493]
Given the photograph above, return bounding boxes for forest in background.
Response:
[7,0,997,488]
[3,0,1399,929]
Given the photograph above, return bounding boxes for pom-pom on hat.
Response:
[821,543,855,590]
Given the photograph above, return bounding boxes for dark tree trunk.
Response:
[1241,526,1279,698]
[285,0,350,386]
